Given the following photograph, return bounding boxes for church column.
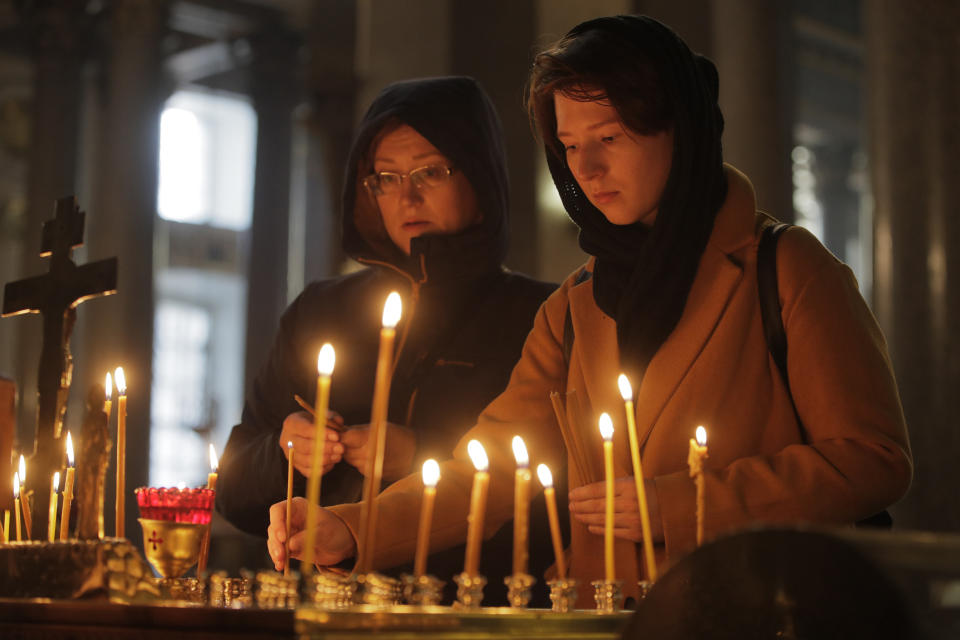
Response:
[450,0,539,276]
[82,0,169,539]
[242,28,300,396]
[866,0,960,531]
[14,1,89,447]
[710,0,793,220]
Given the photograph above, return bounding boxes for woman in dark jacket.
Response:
[217,76,557,603]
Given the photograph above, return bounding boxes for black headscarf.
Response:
[341,76,509,285]
[542,15,727,381]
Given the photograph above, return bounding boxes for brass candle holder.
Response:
[255,570,300,609]
[453,572,486,609]
[302,570,354,609]
[591,579,624,613]
[139,519,207,579]
[401,573,445,606]
[548,577,579,613]
[354,571,403,606]
[505,573,536,609]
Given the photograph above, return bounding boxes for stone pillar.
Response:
[866,0,960,532]
[711,0,793,220]
[450,0,538,276]
[81,0,169,541]
[14,2,89,449]
[242,27,300,396]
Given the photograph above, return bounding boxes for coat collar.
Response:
[567,165,758,449]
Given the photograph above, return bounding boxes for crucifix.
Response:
[2,196,118,540]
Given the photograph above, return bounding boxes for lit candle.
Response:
[302,343,335,575]
[284,440,295,577]
[463,440,490,578]
[13,473,22,542]
[104,372,113,420]
[197,443,220,574]
[413,459,440,577]
[357,293,401,573]
[18,455,31,539]
[536,464,567,579]
[688,426,708,546]
[60,432,76,541]
[511,435,531,576]
[599,413,615,582]
[617,374,657,582]
[48,472,59,542]
[114,366,127,538]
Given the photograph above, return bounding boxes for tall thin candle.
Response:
[2,509,8,543]
[284,440,295,577]
[197,444,220,574]
[599,413,615,582]
[18,456,31,538]
[303,343,335,575]
[511,436,531,576]
[536,464,567,579]
[47,472,59,542]
[114,367,127,538]
[413,459,439,577]
[617,374,657,582]
[688,426,708,546]
[104,372,113,420]
[463,440,490,578]
[60,432,76,541]
[13,474,22,541]
[357,293,401,573]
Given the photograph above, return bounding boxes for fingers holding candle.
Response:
[569,477,664,542]
[280,411,343,476]
[267,497,356,571]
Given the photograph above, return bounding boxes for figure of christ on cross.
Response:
[2,196,117,540]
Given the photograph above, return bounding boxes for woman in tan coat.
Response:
[270,15,912,607]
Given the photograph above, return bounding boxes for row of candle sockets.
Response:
[0,367,223,545]
[288,291,712,587]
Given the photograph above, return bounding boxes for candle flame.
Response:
[511,435,529,467]
[598,413,614,441]
[617,374,633,401]
[536,463,553,488]
[105,372,113,400]
[382,292,402,328]
[696,425,707,447]
[114,367,127,395]
[13,473,19,499]
[317,343,336,376]
[66,432,75,467]
[422,459,440,487]
[467,440,488,472]
[52,471,60,492]
[18,455,25,484]
[209,443,219,471]
[287,440,293,450]
[176,481,187,490]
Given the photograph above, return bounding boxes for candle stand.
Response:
[354,572,403,606]
[302,570,355,609]
[504,573,536,608]
[402,574,445,606]
[255,570,299,609]
[452,572,486,609]
[547,577,578,613]
[591,579,624,613]
[157,577,205,604]
[208,572,253,608]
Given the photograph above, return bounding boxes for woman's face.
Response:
[554,92,673,226]
[370,125,481,255]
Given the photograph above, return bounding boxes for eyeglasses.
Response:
[362,164,456,196]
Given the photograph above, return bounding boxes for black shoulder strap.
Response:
[758,223,791,385]
[562,268,593,369]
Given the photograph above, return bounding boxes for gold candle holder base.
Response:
[401,573,445,606]
[453,572,486,609]
[504,573,536,608]
[138,518,207,579]
[591,579,624,613]
[302,570,355,609]
[157,577,206,604]
[637,579,652,600]
[354,571,403,606]
[208,571,253,608]
[548,577,579,613]
[255,570,300,609]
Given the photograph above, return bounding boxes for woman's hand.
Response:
[279,410,345,477]
[569,476,663,543]
[266,497,357,571]
[340,422,417,482]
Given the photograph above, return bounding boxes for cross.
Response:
[2,196,118,539]
[148,530,164,551]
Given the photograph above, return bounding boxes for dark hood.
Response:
[341,76,510,283]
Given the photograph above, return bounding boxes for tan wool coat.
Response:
[330,166,912,606]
